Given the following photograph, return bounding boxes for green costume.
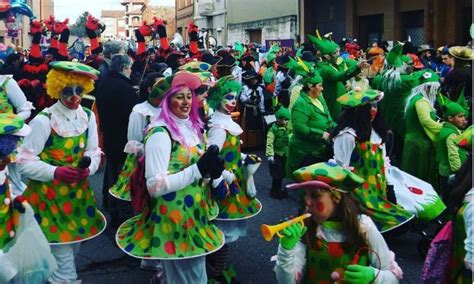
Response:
[116,127,224,259]
[0,77,13,114]
[436,123,468,177]
[451,202,472,283]
[286,92,336,177]
[265,124,289,157]
[401,94,442,190]
[23,110,106,244]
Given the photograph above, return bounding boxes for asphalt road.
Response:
[77,151,425,283]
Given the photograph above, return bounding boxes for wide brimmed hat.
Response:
[49,61,100,80]
[242,69,260,81]
[240,53,255,63]
[337,88,383,107]
[287,161,364,192]
[165,50,185,65]
[201,53,222,65]
[150,71,202,100]
[418,44,435,53]
[217,52,236,67]
[448,46,474,61]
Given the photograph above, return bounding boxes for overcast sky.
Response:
[54,0,175,22]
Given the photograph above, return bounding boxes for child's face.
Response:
[304,187,337,224]
[449,113,467,129]
[276,118,288,127]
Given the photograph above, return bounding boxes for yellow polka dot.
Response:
[59,186,68,196]
[161,223,172,234]
[139,238,150,249]
[64,139,74,149]
[368,175,376,184]
[68,221,77,231]
[81,218,88,226]
[199,228,207,238]
[41,217,49,227]
[41,186,48,195]
[354,92,362,99]
[76,189,83,199]
[194,192,201,202]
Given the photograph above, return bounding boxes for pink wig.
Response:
[156,85,203,146]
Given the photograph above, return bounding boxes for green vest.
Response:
[268,123,289,156]
[436,123,468,177]
[405,94,432,138]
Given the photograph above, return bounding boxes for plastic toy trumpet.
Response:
[261,213,312,241]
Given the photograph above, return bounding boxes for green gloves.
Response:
[279,223,307,250]
[344,264,375,284]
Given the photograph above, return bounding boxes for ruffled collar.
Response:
[208,110,243,136]
[133,101,160,117]
[148,113,200,147]
[46,101,89,137]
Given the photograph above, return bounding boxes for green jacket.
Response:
[265,123,289,157]
[316,58,360,119]
[405,94,442,142]
[436,123,468,177]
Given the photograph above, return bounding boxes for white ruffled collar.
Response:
[148,112,200,147]
[133,101,160,117]
[46,101,89,137]
[208,110,243,136]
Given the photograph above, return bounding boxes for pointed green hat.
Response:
[416,69,440,85]
[284,57,322,85]
[438,94,467,118]
[307,32,339,55]
[275,107,290,120]
[266,44,280,62]
[454,125,473,150]
[386,43,404,67]
[337,88,383,107]
[287,161,364,191]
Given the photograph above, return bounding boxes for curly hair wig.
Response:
[207,77,242,110]
[46,69,95,99]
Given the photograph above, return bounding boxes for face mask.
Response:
[220,92,237,114]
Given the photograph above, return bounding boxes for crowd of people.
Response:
[0,12,471,284]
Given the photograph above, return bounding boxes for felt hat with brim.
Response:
[275,107,290,120]
[448,46,474,61]
[454,125,472,150]
[217,52,236,67]
[150,62,168,74]
[307,34,339,55]
[287,161,364,192]
[201,53,222,65]
[179,61,212,73]
[150,71,201,100]
[165,51,185,65]
[418,44,435,53]
[49,61,100,80]
[386,43,404,68]
[416,70,440,85]
[337,88,383,107]
[0,113,30,137]
[240,53,255,63]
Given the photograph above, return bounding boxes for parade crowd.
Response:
[0,11,472,284]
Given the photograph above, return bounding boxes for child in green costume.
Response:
[436,100,468,198]
[274,161,403,283]
[266,107,290,199]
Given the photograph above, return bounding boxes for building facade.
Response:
[300,0,472,48]
[176,0,194,43]
[193,0,227,47]
[100,10,127,40]
[121,0,148,38]
[226,0,298,46]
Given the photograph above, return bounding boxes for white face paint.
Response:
[220,92,237,114]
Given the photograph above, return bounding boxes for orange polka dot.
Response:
[28,192,39,205]
[240,196,250,206]
[169,210,182,224]
[51,205,59,215]
[228,203,238,214]
[180,242,188,252]
[134,230,144,241]
[49,149,65,161]
[205,242,214,250]
[59,231,72,242]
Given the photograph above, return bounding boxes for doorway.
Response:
[248,29,262,45]
[358,14,384,48]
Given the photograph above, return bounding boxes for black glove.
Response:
[134,28,145,42]
[196,144,220,177]
[209,156,225,179]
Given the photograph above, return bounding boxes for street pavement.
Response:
[78,150,424,283]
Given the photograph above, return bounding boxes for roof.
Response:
[121,0,146,4]
[101,10,125,18]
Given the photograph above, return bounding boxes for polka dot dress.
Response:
[215,132,262,220]
[303,222,368,283]
[116,127,224,259]
[109,153,136,201]
[350,140,413,233]
[0,181,20,249]
[0,78,15,114]
[22,112,106,244]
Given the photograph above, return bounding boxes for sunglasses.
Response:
[62,86,84,98]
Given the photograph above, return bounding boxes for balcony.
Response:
[198,0,214,16]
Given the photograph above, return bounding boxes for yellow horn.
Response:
[261,213,311,241]
[316,29,322,40]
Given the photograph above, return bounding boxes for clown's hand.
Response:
[343,265,375,284]
[244,154,261,165]
[280,223,307,250]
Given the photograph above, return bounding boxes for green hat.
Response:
[275,107,290,120]
[307,32,339,55]
[178,61,213,83]
[49,61,100,80]
[207,76,242,110]
[0,113,30,136]
[287,161,364,192]
[265,44,280,63]
[337,88,383,107]
[233,41,245,59]
[284,57,322,85]
[150,71,202,100]
[386,43,404,68]
[444,101,466,117]
[417,70,440,85]
[454,125,473,150]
